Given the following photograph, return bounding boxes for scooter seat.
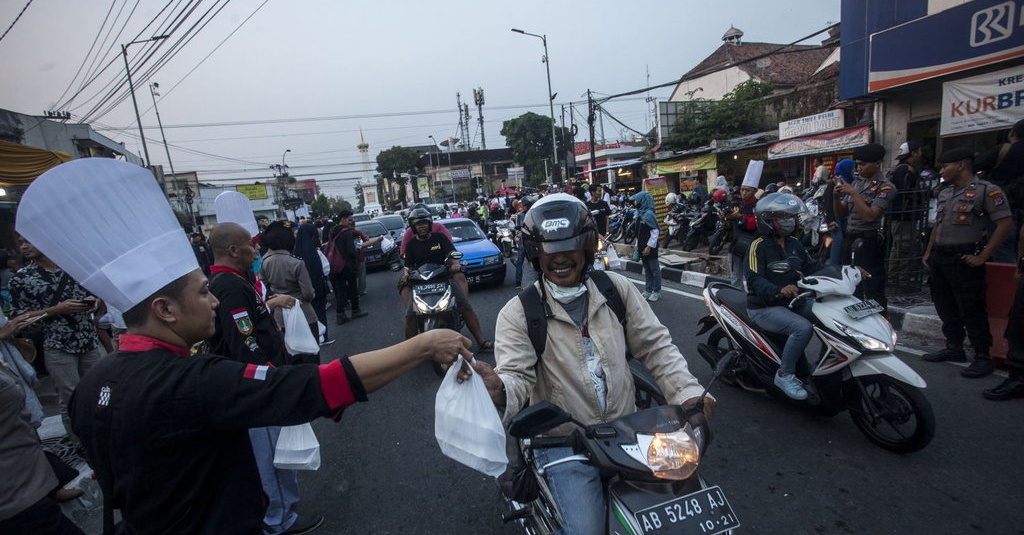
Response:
[714,287,752,322]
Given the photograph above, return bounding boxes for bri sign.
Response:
[941,65,1024,136]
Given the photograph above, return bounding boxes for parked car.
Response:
[352,212,372,223]
[374,214,407,242]
[438,218,506,286]
[355,220,399,270]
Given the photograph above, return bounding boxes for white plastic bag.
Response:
[273,423,321,470]
[316,321,326,344]
[381,236,396,254]
[282,305,319,356]
[434,356,508,477]
[606,246,622,270]
[317,249,331,276]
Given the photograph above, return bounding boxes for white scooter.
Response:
[696,262,935,453]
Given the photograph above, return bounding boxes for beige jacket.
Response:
[261,249,317,325]
[494,271,706,436]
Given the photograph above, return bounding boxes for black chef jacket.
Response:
[209,265,287,366]
[69,334,366,535]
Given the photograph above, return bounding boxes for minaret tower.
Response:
[357,129,381,212]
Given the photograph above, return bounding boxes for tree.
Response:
[501,112,572,187]
[354,183,365,213]
[376,146,421,209]
[663,80,776,150]
[310,193,331,216]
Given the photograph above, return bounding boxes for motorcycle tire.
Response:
[502,242,512,258]
[682,232,700,252]
[844,375,935,453]
[608,227,623,243]
[623,225,637,245]
[708,236,725,255]
[705,328,742,388]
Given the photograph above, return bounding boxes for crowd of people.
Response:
[3,120,1023,533]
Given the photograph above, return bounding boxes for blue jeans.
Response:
[534,447,604,535]
[642,254,661,293]
[249,426,300,534]
[514,242,527,286]
[748,300,814,375]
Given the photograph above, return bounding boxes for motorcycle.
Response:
[608,207,636,244]
[494,220,515,258]
[706,213,732,256]
[499,357,739,535]
[408,251,465,376]
[663,203,696,249]
[695,259,935,453]
[683,203,716,252]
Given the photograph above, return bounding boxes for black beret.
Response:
[852,143,886,162]
[937,147,975,164]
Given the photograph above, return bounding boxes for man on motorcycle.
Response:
[745,193,820,400]
[466,194,712,535]
[400,207,493,352]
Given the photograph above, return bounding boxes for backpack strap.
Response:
[516,271,627,360]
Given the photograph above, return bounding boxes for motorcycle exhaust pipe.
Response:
[697,343,723,370]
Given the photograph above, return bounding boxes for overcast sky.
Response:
[1,0,839,200]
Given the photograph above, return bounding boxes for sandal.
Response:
[477,340,494,353]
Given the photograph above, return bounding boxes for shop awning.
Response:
[575,158,643,176]
[766,126,871,160]
[0,140,72,186]
[652,153,718,174]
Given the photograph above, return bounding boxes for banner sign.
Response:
[778,110,845,140]
[448,168,471,179]
[643,176,669,233]
[868,0,1024,93]
[235,184,268,200]
[940,65,1024,135]
[767,126,872,160]
[655,154,718,174]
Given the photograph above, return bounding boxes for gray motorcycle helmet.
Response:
[408,207,432,227]
[754,193,808,238]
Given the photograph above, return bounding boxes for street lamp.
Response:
[121,34,170,169]
[512,28,560,184]
[270,149,291,218]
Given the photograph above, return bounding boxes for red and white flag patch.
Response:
[243,363,269,381]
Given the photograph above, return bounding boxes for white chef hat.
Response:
[741,160,764,189]
[16,159,198,312]
[214,191,259,237]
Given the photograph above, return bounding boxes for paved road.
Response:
[55,260,1024,534]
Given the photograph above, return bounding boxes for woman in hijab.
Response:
[632,191,662,302]
[294,222,333,347]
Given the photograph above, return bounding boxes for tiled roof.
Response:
[684,42,835,87]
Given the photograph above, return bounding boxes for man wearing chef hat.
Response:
[16,158,471,534]
[724,160,763,289]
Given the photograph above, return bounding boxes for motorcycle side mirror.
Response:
[449,251,464,261]
[508,401,575,439]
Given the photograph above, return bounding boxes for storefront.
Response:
[646,152,717,195]
[767,125,872,184]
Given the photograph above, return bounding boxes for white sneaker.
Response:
[774,372,808,400]
[647,291,660,302]
[642,291,652,299]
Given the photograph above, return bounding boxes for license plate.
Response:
[633,486,739,535]
[468,275,482,284]
[844,299,884,319]
[367,254,381,262]
[416,283,447,295]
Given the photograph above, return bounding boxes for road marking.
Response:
[624,275,703,301]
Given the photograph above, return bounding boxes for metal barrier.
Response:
[885,185,931,295]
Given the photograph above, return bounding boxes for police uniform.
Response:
[69,335,366,534]
[840,175,896,311]
[929,178,1011,357]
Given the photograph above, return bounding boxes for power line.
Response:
[0,0,34,44]
[52,0,121,106]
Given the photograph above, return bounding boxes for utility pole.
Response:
[587,90,597,183]
[473,87,486,150]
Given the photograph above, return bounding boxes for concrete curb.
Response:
[617,258,943,343]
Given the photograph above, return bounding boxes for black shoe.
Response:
[983,375,1024,400]
[283,515,324,535]
[961,359,995,378]
[922,346,967,362]
[335,315,349,325]
[351,309,368,319]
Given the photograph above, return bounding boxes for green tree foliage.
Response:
[310,193,331,216]
[354,183,365,213]
[500,112,572,187]
[664,80,775,150]
[376,146,421,209]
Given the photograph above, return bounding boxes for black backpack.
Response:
[517,269,626,358]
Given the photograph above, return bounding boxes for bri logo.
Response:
[970,1,1017,47]
[541,218,570,232]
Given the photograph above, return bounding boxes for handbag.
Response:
[273,423,321,470]
[321,235,347,275]
[435,356,508,477]
[282,306,319,356]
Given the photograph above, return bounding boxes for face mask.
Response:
[251,255,262,274]
[543,278,588,304]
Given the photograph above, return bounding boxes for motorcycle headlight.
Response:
[832,320,892,352]
[483,254,503,266]
[413,288,453,313]
[639,429,701,480]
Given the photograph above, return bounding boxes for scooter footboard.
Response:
[849,354,927,389]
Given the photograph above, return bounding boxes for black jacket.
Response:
[745,235,820,308]
[209,267,287,367]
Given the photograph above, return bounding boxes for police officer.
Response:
[922,147,1012,378]
[833,143,895,313]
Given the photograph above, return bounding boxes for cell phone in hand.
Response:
[25,312,49,325]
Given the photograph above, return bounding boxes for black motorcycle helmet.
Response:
[521,194,540,210]
[754,193,808,238]
[522,193,597,272]
[408,207,432,228]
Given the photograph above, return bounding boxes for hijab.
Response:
[294,223,323,283]
[632,191,660,230]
